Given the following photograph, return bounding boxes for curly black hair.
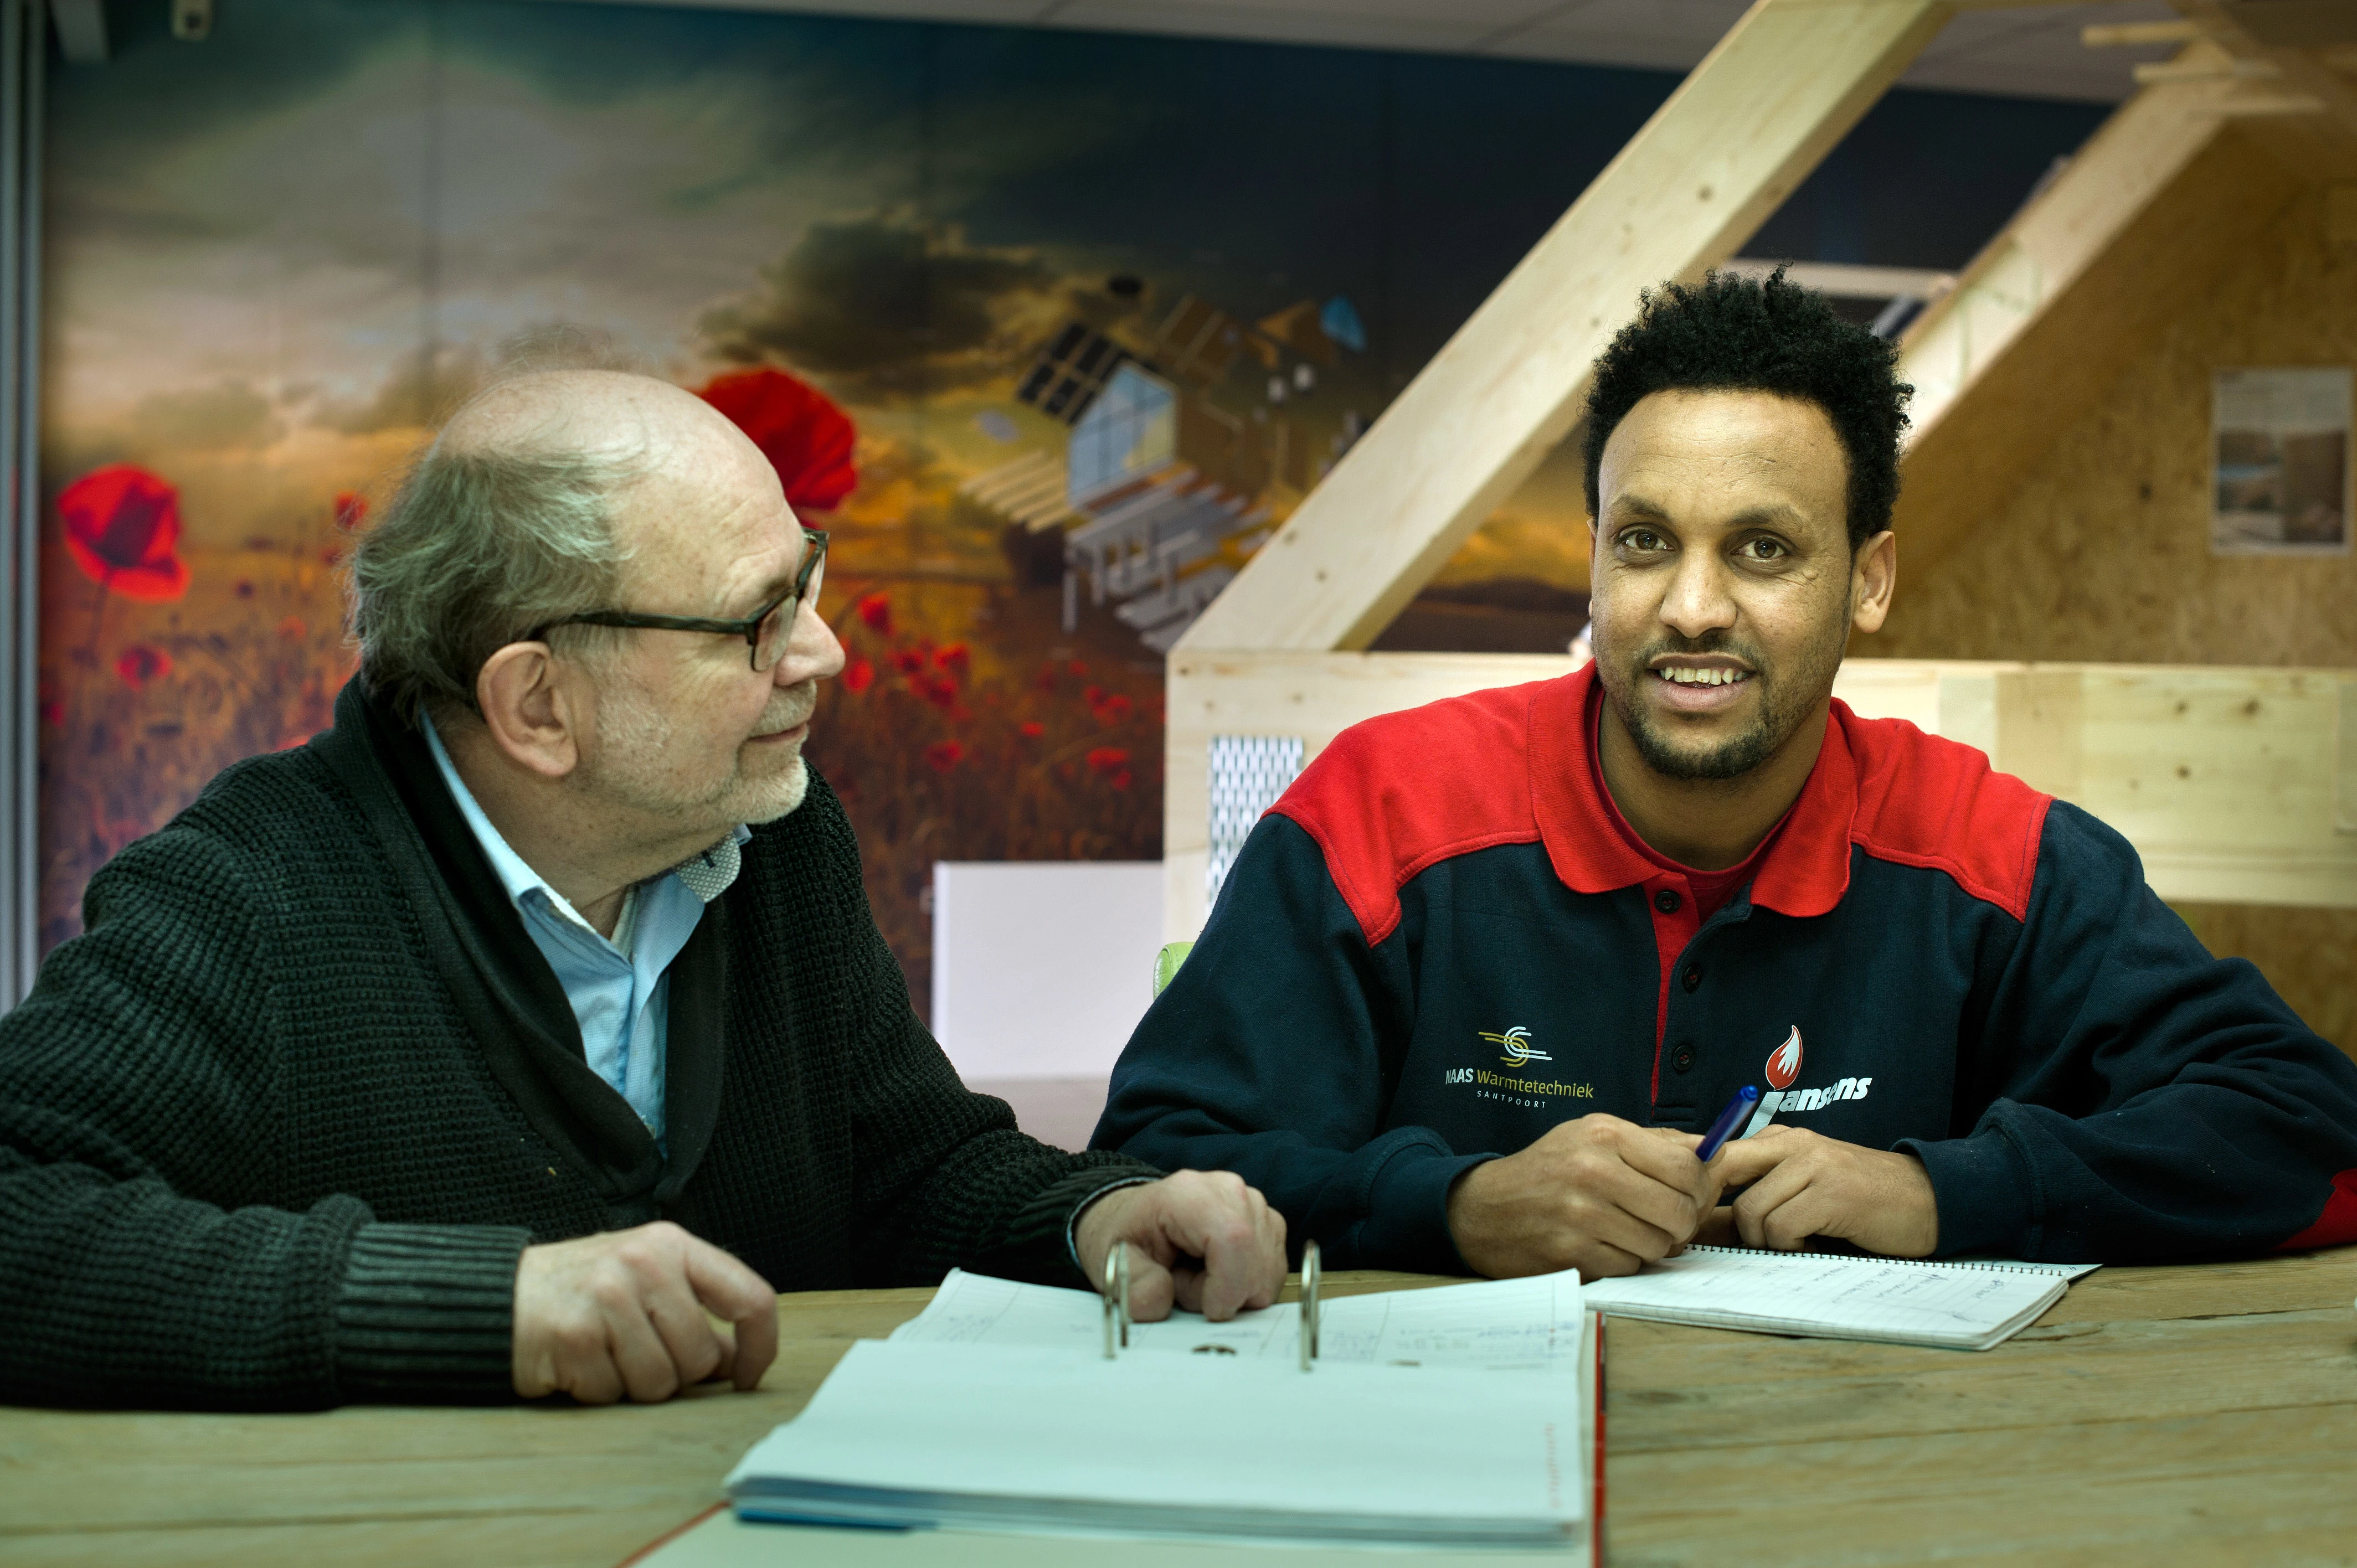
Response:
[1580,270,1912,550]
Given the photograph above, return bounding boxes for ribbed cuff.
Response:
[332,1223,531,1404]
[1066,1174,1162,1278]
[1361,1145,1494,1276]
[1905,1130,2036,1258]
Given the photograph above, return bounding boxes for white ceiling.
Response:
[617,0,2188,101]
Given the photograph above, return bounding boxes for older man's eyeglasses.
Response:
[534,530,828,673]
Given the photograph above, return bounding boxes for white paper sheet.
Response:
[728,1340,1589,1547]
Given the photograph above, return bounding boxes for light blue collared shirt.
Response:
[423,716,748,1149]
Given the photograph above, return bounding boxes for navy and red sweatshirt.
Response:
[1095,665,2357,1271]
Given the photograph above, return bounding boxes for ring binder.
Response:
[1097,1240,1325,1371]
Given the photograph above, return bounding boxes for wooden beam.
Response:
[1889,48,2308,576]
[2133,56,2281,83]
[2086,20,2201,47]
[1163,653,2357,940]
[1173,0,1955,657]
[2175,1,2357,141]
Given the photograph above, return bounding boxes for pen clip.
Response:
[1298,1240,1321,1371]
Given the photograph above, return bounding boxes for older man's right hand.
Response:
[1445,1115,1720,1280]
[511,1221,778,1403]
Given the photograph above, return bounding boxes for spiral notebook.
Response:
[1578,1246,2098,1350]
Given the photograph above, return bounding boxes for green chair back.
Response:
[1153,941,1194,998]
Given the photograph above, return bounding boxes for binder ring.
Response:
[1299,1240,1321,1371]
[1102,1242,1132,1359]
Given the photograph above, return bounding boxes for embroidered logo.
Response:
[1479,1026,1551,1067]
[1764,1025,1803,1090]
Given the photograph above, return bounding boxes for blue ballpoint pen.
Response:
[1695,1085,1761,1163]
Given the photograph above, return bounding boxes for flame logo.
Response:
[1764,1026,1803,1091]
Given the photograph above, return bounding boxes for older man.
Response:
[0,370,1284,1410]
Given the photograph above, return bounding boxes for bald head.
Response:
[448,368,772,503]
[428,369,795,612]
[351,368,802,721]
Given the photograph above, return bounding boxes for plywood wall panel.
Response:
[1876,179,2357,668]
[1878,172,2357,1063]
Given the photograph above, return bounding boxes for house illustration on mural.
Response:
[964,290,1365,652]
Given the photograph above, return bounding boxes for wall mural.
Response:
[34,0,2106,1008]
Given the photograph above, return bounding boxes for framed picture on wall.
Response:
[2211,367,2352,555]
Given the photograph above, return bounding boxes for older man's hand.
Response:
[511,1221,779,1404]
[1074,1171,1287,1323]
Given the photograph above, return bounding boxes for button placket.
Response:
[1644,878,1701,1105]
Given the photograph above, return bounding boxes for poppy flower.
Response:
[697,368,858,511]
[59,465,189,602]
[1083,684,1105,708]
[1018,720,1044,739]
[1068,659,1089,678]
[893,649,925,675]
[934,643,969,678]
[1097,693,1133,724]
[115,644,173,689]
[843,656,875,694]
[332,492,369,532]
[857,594,893,635]
[1086,747,1130,776]
[925,739,966,772]
[1110,768,1134,791]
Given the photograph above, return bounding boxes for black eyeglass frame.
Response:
[531,529,828,672]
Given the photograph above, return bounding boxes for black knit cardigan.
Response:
[0,678,1153,1409]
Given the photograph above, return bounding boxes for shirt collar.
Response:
[419,714,751,939]
[1528,662,1855,918]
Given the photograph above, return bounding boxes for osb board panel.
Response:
[2170,900,2357,1059]
[1878,176,2357,666]
[1888,127,2302,582]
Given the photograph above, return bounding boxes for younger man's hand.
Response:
[1709,1126,1939,1257]
[1447,1115,1720,1280]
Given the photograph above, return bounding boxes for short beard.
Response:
[580,683,814,827]
[1602,617,1847,783]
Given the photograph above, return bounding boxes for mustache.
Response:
[1625,632,1768,669]
[756,683,818,736]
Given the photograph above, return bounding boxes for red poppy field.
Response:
[37,477,362,952]
[801,568,1164,1013]
[35,373,1165,1018]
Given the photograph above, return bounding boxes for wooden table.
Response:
[3,1250,2354,1566]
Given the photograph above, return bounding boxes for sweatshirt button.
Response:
[1671,1044,1696,1072]
[1654,888,1682,914]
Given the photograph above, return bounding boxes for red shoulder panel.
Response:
[1837,704,2052,924]
[1268,681,1552,947]
[2279,1169,2357,1251]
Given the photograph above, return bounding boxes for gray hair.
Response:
[348,442,637,723]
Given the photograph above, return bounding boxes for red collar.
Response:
[1527,664,1855,917]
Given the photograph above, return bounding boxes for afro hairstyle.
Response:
[1580,269,1912,550]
